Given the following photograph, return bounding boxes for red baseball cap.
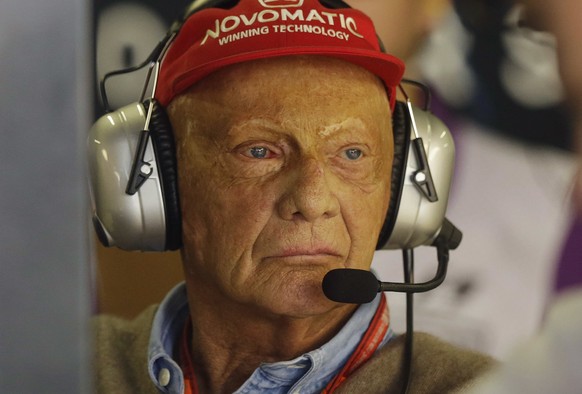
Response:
[156,0,405,109]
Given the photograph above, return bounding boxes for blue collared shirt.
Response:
[147,282,393,394]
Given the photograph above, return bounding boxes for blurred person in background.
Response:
[460,1,582,391]
[345,0,451,71]
[356,0,578,360]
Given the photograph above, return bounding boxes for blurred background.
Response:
[0,1,92,393]
[367,0,578,360]
[2,0,580,392]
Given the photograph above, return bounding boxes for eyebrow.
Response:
[230,118,281,132]
[318,117,366,138]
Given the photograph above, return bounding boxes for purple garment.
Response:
[554,216,582,293]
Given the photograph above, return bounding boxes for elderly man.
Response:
[92,0,494,393]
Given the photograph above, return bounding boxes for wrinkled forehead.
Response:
[167,55,391,124]
[166,56,395,178]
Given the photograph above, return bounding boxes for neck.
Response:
[183,278,358,394]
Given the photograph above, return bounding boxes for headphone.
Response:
[88,0,457,253]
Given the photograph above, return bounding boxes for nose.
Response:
[277,156,340,222]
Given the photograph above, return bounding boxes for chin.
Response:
[262,274,340,318]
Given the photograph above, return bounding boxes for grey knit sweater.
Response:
[93,305,495,394]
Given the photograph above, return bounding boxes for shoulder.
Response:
[92,305,159,394]
[94,304,157,337]
[407,332,496,376]
[338,332,496,394]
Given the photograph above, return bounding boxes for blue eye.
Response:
[249,146,268,159]
[344,148,362,160]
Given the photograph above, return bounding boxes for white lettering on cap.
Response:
[200,1,364,46]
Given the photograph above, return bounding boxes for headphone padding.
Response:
[148,100,182,250]
[376,101,410,249]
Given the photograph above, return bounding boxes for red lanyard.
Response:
[322,294,389,393]
[179,294,389,394]
[179,319,199,394]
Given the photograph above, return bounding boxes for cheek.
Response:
[338,159,391,246]
[177,149,277,249]
[374,157,393,226]
[348,182,390,230]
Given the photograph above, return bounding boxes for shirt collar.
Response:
[147,282,392,393]
[244,293,392,394]
[148,283,190,393]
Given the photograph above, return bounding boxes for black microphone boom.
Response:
[322,219,460,304]
[322,269,380,304]
[322,245,450,303]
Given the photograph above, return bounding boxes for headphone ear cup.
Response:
[88,101,180,251]
[376,102,456,250]
[148,100,182,250]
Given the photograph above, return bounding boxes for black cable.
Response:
[99,57,153,113]
[400,248,414,394]
[400,78,432,111]
[99,36,169,112]
[399,245,450,394]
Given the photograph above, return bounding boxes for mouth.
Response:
[264,248,343,263]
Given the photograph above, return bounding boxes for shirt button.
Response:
[158,368,171,387]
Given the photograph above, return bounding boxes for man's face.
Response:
[168,56,393,318]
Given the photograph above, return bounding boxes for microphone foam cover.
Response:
[322,269,379,304]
